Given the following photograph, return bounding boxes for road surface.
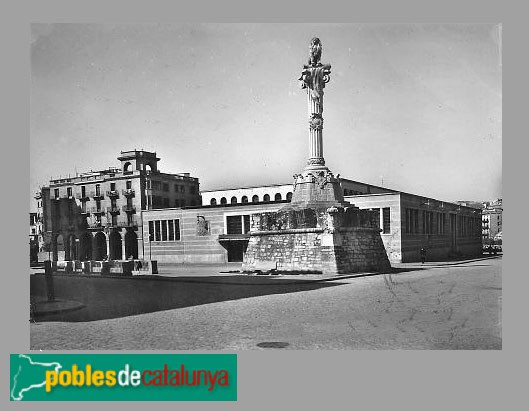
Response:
[30,257,502,350]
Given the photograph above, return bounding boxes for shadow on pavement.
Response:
[388,266,429,274]
[30,273,347,323]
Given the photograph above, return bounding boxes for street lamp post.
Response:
[145,233,153,261]
[75,238,80,261]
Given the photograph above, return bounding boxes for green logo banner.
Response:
[10,354,237,401]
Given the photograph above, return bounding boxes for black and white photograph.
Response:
[29,23,502,351]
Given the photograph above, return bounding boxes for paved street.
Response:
[30,256,501,350]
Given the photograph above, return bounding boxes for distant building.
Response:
[34,150,201,262]
[29,213,39,264]
[456,200,483,210]
[29,213,38,239]
[482,199,502,241]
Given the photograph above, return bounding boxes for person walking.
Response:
[420,247,426,264]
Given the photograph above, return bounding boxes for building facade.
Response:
[201,178,395,207]
[482,199,502,241]
[34,150,201,262]
[34,151,482,265]
[29,213,39,264]
[140,182,481,265]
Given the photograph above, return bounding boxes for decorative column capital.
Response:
[309,113,324,130]
[298,64,332,91]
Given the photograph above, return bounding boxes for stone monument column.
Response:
[289,38,345,209]
[242,37,391,275]
[299,37,331,169]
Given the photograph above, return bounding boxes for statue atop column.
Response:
[308,37,322,66]
[299,38,331,105]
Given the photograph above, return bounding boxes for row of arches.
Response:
[210,192,293,206]
[52,230,139,261]
[123,161,156,173]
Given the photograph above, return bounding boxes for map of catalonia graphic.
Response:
[11,354,62,401]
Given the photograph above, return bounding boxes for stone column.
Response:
[121,231,127,260]
[105,234,110,260]
[298,37,331,170]
[137,235,144,259]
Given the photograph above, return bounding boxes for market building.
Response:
[141,182,481,265]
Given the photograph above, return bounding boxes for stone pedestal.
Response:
[289,167,347,210]
[242,206,391,275]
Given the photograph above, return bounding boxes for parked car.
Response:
[483,245,500,255]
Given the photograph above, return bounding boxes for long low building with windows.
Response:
[140,181,482,265]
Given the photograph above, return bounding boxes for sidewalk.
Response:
[31,256,501,284]
[393,254,502,269]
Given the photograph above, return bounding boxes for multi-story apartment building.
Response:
[34,150,201,262]
[482,198,502,241]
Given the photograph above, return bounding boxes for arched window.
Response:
[220,197,227,205]
[241,196,248,203]
[274,193,282,201]
[210,198,217,206]
[263,194,270,202]
[231,196,237,204]
[252,195,259,203]
[123,162,132,173]
[286,192,293,201]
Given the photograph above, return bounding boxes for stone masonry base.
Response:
[242,227,391,275]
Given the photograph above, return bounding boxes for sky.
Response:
[30,23,502,211]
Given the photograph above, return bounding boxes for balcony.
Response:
[107,206,120,215]
[89,191,105,199]
[106,190,119,198]
[87,221,104,230]
[117,218,138,228]
[60,192,75,200]
[80,208,90,215]
[90,207,105,215]
[106,220,119,229]
[75,192,90,201]
[122,205,136,213]
[122,188,135,197]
